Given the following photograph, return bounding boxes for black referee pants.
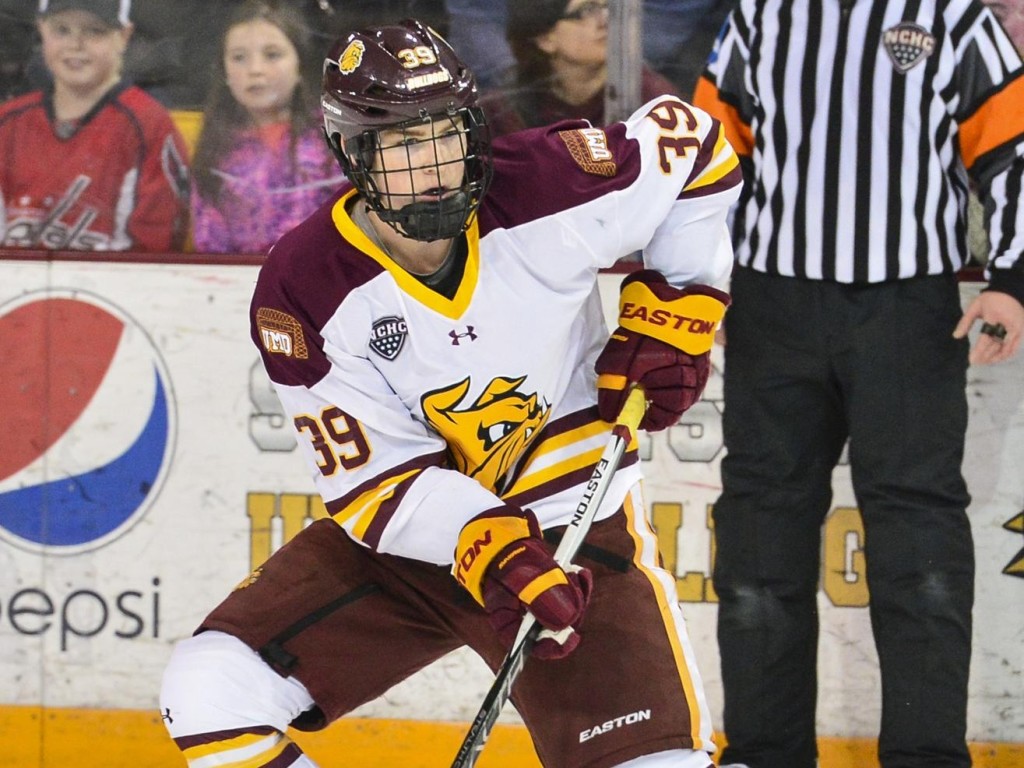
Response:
[713,268,974,768]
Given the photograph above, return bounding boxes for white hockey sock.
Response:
[160,631,320,766]
[612,748,715,768]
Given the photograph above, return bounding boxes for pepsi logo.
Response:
[0,290,175,554]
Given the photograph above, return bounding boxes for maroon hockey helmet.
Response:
[321,19,492,242]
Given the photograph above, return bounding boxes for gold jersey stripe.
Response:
[183,729,286,765]
[503,420,613,497]
[197,737,292,768]
[683,125,741,193]
[505,444,605,498]
[333,468,420,537]
[527,419,611,460]
[182,731,273,761]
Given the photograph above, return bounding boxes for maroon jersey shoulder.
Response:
[250,185,386,387]
[478,120,641,236]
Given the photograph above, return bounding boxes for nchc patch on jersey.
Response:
[882,22,936,73]
[250,94,741,566]
[694,0,1024,285]
[369,316,408,360]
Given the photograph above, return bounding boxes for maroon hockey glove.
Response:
[454,506,593,660]
[595,270,729,432]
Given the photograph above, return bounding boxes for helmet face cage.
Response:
[320,20,492,242]
[341,105,491,242]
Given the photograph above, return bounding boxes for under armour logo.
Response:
[161,708,174,724]
[449,326,478,345]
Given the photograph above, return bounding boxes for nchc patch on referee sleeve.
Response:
[558,128,618,177]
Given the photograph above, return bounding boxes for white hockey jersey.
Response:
[251,95,742,566]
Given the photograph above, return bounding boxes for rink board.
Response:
[0,255,1021,763]
[2,707,1021,767]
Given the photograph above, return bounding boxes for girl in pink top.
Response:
[190,1,342,254]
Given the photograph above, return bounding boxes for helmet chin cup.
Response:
[377,191,472,242]
[341,107,491,242]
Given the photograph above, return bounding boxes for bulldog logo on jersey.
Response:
[370,315,408,360]
[422,376,550,492]
[882,22,936,73]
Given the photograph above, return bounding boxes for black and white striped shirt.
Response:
[694,0,1024,299]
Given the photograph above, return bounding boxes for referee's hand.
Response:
[953,290,1023,365]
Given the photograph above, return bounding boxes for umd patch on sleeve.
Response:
[256,307,308,359]
[558,128,618,177]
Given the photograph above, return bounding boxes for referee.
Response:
[694,1,1024,766]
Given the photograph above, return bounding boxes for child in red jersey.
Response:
[0,0,189,251]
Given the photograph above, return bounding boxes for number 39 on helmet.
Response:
[321,19,493,242]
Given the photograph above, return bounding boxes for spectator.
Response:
[445,0,515,88]
[694,1,1024,767]
[488,0,680,136]
[118,0,224,109]
[442,0,722,93]
[301,0,449,51]
[0,1,36,101]
[12,0,229,109]
[190,0,342,255]
[643,0,733,95]
[0,0,189,251]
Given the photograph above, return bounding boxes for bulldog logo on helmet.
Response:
[339,39,366,74]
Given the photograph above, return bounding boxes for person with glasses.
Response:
[484,0,682,136]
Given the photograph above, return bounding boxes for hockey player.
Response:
[160,19,741,768]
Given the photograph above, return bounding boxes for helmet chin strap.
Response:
[377,192,471,242]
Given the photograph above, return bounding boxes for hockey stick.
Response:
[449,386,648,768]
